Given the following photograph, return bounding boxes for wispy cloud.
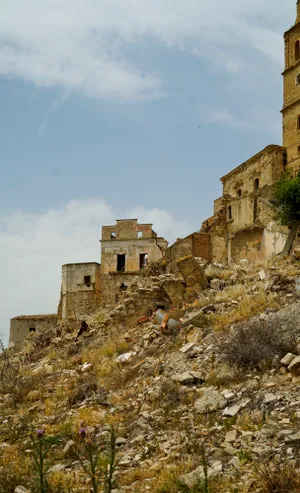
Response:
[38,87,69,136]
[208,108,281,136]
[0,0,292,102]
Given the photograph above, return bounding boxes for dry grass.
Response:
[208,289,279,332]
[256,462,300,492]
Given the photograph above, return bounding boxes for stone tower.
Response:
[282,1,300,174]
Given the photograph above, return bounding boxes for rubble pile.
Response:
[2,257,300,492]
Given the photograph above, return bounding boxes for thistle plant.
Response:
[30,429,48,493]
[77,426,118,493]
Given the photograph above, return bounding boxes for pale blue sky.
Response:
[0,0,295,342]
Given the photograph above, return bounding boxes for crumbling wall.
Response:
[230,228,264,263]
[100,273,141,306]
[10,314,58,344]
[166,233,212,273]
[61,263,101,319]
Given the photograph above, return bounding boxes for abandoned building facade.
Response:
[10,220,169,343]
[9,3,300,343]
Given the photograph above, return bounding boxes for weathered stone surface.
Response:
[162,279,187,307]
[14,488,31,493]
[222,405,241,417]
[179,343,196,354]
[225,430,238,443]
[194,389,227,413]
[172,372,195,385]
[177,256,208,292]
[281,353,297,366]
[179,465,214,487]
[288,355,300,372]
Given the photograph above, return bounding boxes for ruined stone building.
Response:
[10,219,168,343]
[9,3,300,343]
[199,2,300,263]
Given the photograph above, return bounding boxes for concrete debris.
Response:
[117,352,137,363]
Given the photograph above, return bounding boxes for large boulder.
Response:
[177,256,208,293]
[162,279,187,307]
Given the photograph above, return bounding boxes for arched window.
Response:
[295,40,300,62]
[237,189,242,197]
[254,178,259,192]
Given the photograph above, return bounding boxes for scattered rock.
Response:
[194,388,227,413]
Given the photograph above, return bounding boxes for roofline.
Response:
[220,145,284,183]
[62,262,100,268]
[11,314,57,321]
[284,23,300,38]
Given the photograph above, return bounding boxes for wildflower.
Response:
[36,429,45,438]
[79,427,87,438]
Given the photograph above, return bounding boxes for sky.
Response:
[0,0,296,344]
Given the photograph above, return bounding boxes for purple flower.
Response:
[79,427,87,438]
[36,429,45,438]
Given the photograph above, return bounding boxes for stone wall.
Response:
[221,146,285,197]
[283,21,300,174]
[99,272,141,306]
[10,314,58,344]
[61,263,101,320]
[165,233,212,272]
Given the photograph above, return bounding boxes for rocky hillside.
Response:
[2,256,300,492]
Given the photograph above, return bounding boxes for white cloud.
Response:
[0,199,192,345]
[208,108,281,136]
[0,0,293,102]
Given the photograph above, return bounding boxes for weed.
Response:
[76,426,118,493]
[219,316,298,370]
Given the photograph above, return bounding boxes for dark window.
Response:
[228,206,232,221]
[295,40,300,62]
[120,283,128,291]
[298,145,300,155]
[140,253,148,269]
[111,232,116,239]
[84,275,91,286]
[254,178,259,191]
[237,189,242,197]
[117,254,126,272]
[298,116,300,130]
[29,327,36,332]
[296,73,300,85]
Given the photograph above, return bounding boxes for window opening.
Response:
[110,232,116,239]
[117,254,126,272]
[237,189,242,197]
[295,40,300,62]
[296,73,300,86]
[120,283,128,291]
[84,275,91,286]
[298,145,300,156]
[29,327,36,332]
[140,253,148,269]
[254,178,259,192]
[298,116,300,130]
[228,206,232,221]
[137,231,143,238]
